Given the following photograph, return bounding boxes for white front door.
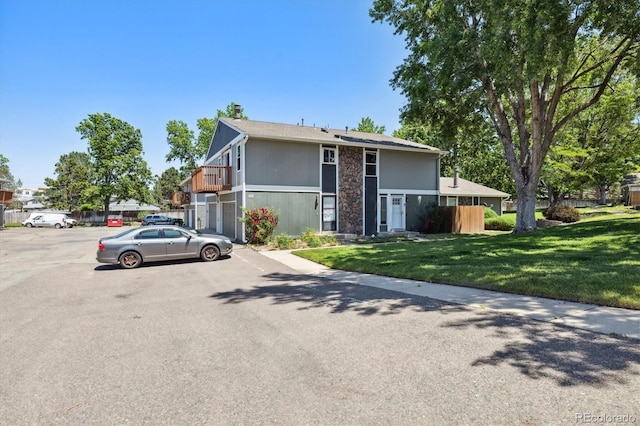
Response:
[391,196,403,230]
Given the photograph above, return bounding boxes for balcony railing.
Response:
[191,166,232,193]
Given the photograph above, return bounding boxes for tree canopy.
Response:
[0,154,20,190]
[43,151,92,211]
[371,0,640,232]
[353,116,386,134]
[76,113,153,217]
[153,166,184,208]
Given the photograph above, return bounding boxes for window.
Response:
[163,229,183,239]
[323,148,336,164]
[237,145,242,171]
[365,151,377,177]
[380,195,388,232]
[322,195,337,231]
[135,229,162,239]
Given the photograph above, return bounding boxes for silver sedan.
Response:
[96,226,233,269]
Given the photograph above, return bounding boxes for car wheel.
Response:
[200,245,220,262]
[147,222,155,226]
[25,223,33,228]
[55,223,62,229]
[120,251,142,269]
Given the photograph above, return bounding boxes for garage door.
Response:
[222,202,235,239]
[208,204,217,231]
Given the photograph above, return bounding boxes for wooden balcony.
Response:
[0,190,13,205]
[191,166,232,193]
[171,191,191,206]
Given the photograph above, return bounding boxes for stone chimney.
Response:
[234,104,242,119]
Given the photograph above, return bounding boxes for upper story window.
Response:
[323,148,336,164]
[237,145,242,172]
[365,150,377,177]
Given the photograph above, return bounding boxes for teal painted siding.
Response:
[246,192,319,236]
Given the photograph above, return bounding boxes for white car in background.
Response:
[22,213,68,229]
[64,215,78,228]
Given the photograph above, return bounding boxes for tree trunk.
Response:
[103,198,110,223]
[548,184,561,208]
[598,185,607,205]
[515,184,538,233]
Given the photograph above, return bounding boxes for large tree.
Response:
[543,71,640,205]
[166,102,248,176]
[371,0,640,232]
[76,113,153,218]
[0,154,20,190]
[353,116,386,134]
[43,151,92,211]
[153,167,184,208]
[395,119,516,195]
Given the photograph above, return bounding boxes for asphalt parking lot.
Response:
[1,226,639,425]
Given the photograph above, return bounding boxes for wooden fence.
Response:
[505,199,602,211]
[441,206,485,233]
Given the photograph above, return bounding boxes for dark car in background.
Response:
[141,214,184,226]
[96,226,233,269]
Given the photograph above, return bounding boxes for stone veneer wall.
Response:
[338,146,363,234]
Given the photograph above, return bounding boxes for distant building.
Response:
[14,187,45,202]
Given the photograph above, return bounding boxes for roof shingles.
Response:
[219,117,444,153]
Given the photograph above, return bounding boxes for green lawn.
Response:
[294,214,640,309]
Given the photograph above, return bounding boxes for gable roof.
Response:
[219,117,446,154]
[440,177,510,198]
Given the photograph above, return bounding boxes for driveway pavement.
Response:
[1,227,638,425]
[261,250,640,340]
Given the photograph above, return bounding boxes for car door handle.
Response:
[167,241,174,245]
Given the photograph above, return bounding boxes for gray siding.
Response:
[219,192,235,202]
[207,121,241,159]
[236,192,243,239]
[480,197,503,216]
[222,202,236,239]
[246,191,319,236]
[245,139,320,187]
[379,150,439,190]
[208,204,217,230]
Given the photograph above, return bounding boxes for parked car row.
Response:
[21,213,77,229]
[141,214,184,226]
[19,213,186,229]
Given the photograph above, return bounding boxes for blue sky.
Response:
[0,0,408,188]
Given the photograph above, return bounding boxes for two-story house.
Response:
[179,115,447,242]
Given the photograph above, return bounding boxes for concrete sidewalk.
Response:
[260,250,640,340]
